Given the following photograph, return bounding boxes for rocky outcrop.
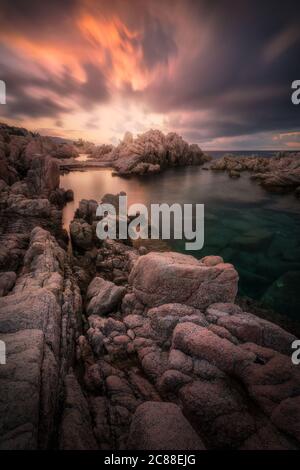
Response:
[0,227,81,449]
[23,135,78,161]
[127,402,205,450]
[70,219,94,250]
[26,155,60,195]
[54,143,79,159]
[59,371,98,450]
[0,218,299,450]
[57,188,300,451]
[210,152,300,195]
[89,144,114,161]
[0,124,72,268]
[111,130,211,176]
[0,123,78,172]
[0,125,82,450]
[68,235,300,450]
[73,138,96,154]
[0,122,299,451]
[129,252,238,310]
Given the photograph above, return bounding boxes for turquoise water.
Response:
[61,167,300,320]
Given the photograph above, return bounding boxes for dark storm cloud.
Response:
[0,0,299,143]
[0,44,109,119]
[140,17,177,68]
[140,0,300,140]
[0,0,79,27]
[79,63,110,105]
[0,53,67,118]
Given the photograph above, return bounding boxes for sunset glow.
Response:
[0,0,299,148]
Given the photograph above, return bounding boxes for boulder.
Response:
[70,219,94,250]
[168,349,194,374]
[127,401,205,450]
[205,302,242,323]
[200,255,224,266]
[129,252,238,310]
[239,350,300,424]
[86,277,126,316]
[146,303,207,344]
[217,312,296,355]
[75,199,98,223]
[157,369,192,393]
[0,272,17,296]
[179,380,255,448]
[271,397,300,442]
[172,322,255,374]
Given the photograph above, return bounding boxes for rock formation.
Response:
[0,227,81,449]
[54,200,300,450]
[111,130,212,176]
[210,152,300,195]
[0,122,299,451]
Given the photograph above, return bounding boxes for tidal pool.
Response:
[60,166,300,320]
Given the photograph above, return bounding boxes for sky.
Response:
[0,0,300,149]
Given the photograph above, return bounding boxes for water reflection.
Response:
[60,167,300,319]
[76,153,89,161]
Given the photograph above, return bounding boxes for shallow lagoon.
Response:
[61,167,300,320]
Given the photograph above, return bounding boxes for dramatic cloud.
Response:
[0,0,299,148]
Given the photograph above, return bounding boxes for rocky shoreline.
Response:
[209,153,300,196]
[61,129,212,175]
[61,135,300,201]
[0,123,300,450]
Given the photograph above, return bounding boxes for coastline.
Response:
[0,123,300,450]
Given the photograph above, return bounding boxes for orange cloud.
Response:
[0,30,85,81]
[0,7,159,91]
[77,13,153,90]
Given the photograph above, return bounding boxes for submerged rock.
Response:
[229,170,241,178]
[232,228,273,252]
[262,271,300,319]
